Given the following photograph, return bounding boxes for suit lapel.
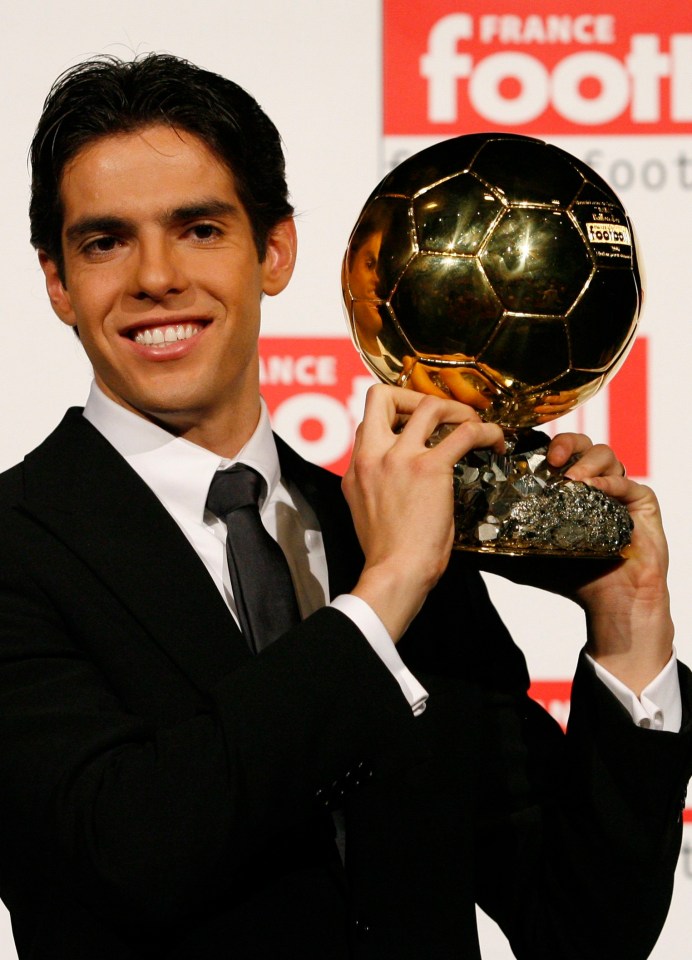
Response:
[20,409,252,695]
[274,434,363,601]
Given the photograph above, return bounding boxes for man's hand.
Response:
[568,474,673,696]
[343,384,504,642]
[483,431,674,695]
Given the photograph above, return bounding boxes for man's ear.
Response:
[38,252,77,328]
[261,218,297,297]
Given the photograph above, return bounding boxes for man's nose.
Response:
[131,235,188,301]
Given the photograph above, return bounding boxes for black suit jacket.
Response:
[0,408,690,960]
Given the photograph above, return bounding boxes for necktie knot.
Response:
[206,464,264,519]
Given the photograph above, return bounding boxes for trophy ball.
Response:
[342,133,643,433]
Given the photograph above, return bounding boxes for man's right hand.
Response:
[342,384,504,642]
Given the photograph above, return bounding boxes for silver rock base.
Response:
[449,441,633,558]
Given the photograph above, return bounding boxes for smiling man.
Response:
[0,53,690,960]
[41,124,294,455]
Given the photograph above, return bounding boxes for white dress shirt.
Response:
[82,382,680,732]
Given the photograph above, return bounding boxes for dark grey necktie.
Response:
[206,464,300,653]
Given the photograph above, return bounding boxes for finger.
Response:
[584,475,656,510]
[547,432,592,468]
[432,419,506,461]
[360,383,469,431]
[363,383,423,421]
[584,477,667,564]
[395,394,482,447]
[356,385,424,446]
[565,443,622,480]
[358,385,503,462]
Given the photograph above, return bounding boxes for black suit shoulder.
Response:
[0,461,23,503]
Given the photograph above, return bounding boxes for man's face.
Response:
[40,124,296,447]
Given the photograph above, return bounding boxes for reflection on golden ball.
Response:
[342,133,642,431]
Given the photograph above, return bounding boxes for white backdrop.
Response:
[0,1,690,957]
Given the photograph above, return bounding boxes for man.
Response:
[0,52,689,959]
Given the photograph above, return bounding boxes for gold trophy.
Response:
[342,134,642,557]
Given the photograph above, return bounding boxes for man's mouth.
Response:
[131,323,204,346]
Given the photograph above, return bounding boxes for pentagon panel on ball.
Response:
[342,133,642,557]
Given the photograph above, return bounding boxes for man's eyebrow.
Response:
[64,216,134,246]
[163,200,241,224]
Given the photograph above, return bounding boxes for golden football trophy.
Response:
[342,133,642,557]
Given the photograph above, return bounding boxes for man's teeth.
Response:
[134,324,201,346]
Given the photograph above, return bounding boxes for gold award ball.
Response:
[342,133,643,432]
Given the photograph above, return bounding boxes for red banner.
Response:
[384,0,692,136]
[259,337,374,476]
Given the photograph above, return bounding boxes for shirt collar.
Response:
[82,382,281,525]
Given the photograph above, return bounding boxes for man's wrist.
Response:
[584,595,674,696]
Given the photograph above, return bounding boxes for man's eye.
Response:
[85,236,119,254]
[190,224,219,240]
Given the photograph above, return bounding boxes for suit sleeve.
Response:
[348,555,692,960]
[473,650,692,960]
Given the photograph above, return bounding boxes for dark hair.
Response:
[29,53,294,275]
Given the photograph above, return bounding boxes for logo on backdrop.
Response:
[260,338,373,476]
[384,0,692,136]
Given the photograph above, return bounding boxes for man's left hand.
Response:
[479,432,674,695]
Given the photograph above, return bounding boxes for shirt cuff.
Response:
[586,648,682,732]
[330,594,429,716]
